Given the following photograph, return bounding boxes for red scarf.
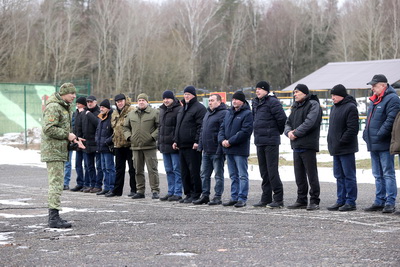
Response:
[369,88,386,105]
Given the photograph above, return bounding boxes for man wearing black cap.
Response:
[284,84,322,210]
[218,90,253,208]
[173,86,206,203]
[252,81,287,208]
[363,74,400,213]
[327,84,359,211]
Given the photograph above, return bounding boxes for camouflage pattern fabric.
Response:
[47,162,64,210]
[111,96,135,148]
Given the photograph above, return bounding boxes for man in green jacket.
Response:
[123,93,160,199]
[41,83,84,228]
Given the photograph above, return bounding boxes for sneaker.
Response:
[193,196,210,205]
[70,185,83,192]
[382,205,395,213]
[364,204,384,212]
[287,202,307,209]
[253,202,268,208]
[267,201,284,209]
[131,193,145,199]
[152,192,160,199]
[208,197,222,205]
[223,200,238,206]
[338,204,356,211]
[168,195,182,202]
[234,200,246,208]
[96,190,109,195]
[327,203,344,211]
[160,194,172,201]
[63,185,70,190]
[306,203,319,210]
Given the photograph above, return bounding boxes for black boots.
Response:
[48,209,72,228]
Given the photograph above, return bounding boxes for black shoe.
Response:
[208,197,222,205]
[63,185,70,190]
[339,204,356,211]
[96,190,109,195]
[287,202,307,209]
[152,192,160,199]
[105,192,119,197]
[253,201,268,208]
[267,201,284,209]
[48,209,71,228]
[223,200,238,206]
[132,193,145,199]
[128,191,136,197]
[193,196,210,205]
[306,203,319,211]
[70,185,83,192]
[327,203,344,211]
[364,204,384,212]
[183,197,193,204]
[382,205,395,213]
[160,194,172,201]
[168,195,182,202]
[234,200,246,208]
[179,196,190,203]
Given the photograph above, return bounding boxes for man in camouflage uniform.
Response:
[41,83,83,228]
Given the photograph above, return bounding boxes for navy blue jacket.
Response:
[198,103,228,154]
[158,99,182,154]
[218,101,253,156]
[95,109,114,153]
[363,85,400,151]
[327,95,359,156]
[252,95,287,146]
[82,105,100,153]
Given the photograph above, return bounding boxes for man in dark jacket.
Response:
[284,84,322,211]
[159,90,183,202]
[327,84,359,212]
[173,86,207,203]
[252,81,287,209]
[95,99,115,196]
[194,94,228,205]
[363,74,400,213]
[218,91,253,208]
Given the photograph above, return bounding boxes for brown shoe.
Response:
[83,187,93,193]
[90,188,102,193]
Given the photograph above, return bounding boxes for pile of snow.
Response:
[0,128,41,145]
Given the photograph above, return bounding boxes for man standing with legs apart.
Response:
[194,94,228,205]
[363,74,400,213]
[284,84,322,211]
[218,91,253,208]
[327,84,359,212]
[124,93,160,199]
[158,90,183,202]
[173,86,206,203]
[252,81,287,209]
[41,83,84,228]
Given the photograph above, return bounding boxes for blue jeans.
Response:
[75,150,88,187]
[371,151,397,206]
[333,153,357,206]
[63,150,73,186]
[200,153,225,197]
[226,154,249,202]
[84,152,104,188]
[163,153,182,196]
[101,152,116,191]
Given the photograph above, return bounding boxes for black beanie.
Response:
[232,91,246,103]
[295,84,309,95]
[162,90,174,99]
[76,96,87,106]
[114,94,126,102]
[100,99,111,109]
[184,86,197,96]
[331,84,347,97]
[256,81,270,92]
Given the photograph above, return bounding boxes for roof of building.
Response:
[282,59,400,91]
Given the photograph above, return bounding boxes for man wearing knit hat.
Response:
[173,85,206,203]
[284,84,322,210]
[123,93,160,199]
[218,90,253,208]
[252,81,287,209]
[327,84,359,211]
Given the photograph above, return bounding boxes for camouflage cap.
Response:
[59,83,77,96]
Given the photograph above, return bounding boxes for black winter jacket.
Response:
[252,95,287,146]
[82,105,100,153]
[327,95,359,156]
[198,103,228,154]
[95,109,114,153]
[158,99,182,154]
[174,98,206,148]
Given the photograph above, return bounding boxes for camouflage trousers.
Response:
[47,161,64,210]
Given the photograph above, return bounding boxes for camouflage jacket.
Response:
[41,93,72,162]
[111,97,135,148]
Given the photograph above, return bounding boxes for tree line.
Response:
[0,0,399,100]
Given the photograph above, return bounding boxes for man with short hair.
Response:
[124,93,160,199]
[218,91,253,208]
[194,94,228,205]
[284,84,322,211]
[363,74,400,213]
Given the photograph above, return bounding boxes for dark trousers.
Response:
[112,147,136,195]
[293,150,320,205]
[257,145,283,203]
[179,148,202,199]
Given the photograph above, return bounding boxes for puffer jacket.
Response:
[82,105,100,153]
[123,105,159,150]
[95,109,114,153]
[41,93,72,162]
[158,98,182,154]
[363,85,400,152]
[111,96,135,148]
[390,112,400,154]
